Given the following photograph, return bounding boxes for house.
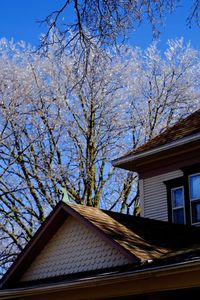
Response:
[1,109,200,299]
[113,108,200,226]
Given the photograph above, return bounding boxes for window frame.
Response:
[188,172,200,225]
[171,186,185,224]
[165,164,200,226]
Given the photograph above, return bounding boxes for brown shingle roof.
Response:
[69,204,168,261]
[103,210,200,260]
[65,203,200,263]
[118,108,200,160]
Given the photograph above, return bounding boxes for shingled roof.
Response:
[71,204,200,261]
[115,108,200,162]
[2,202,200,288]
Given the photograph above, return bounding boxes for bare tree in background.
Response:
[41,0,200,56]
[0,38,199,275]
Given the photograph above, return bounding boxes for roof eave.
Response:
[1,259,200,299]
[112,132,200,170]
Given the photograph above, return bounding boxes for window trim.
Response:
[188,172,200,225]
[164,164,200,226]
[171,186,185,224]
[165,176,184,224]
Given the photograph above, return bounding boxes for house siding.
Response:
[21,216,130,282]
[141,170,183,221]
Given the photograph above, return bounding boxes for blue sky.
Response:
[0,0,199,51]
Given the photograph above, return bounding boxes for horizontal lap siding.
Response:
[142,170,183,221]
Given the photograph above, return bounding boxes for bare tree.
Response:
[0,38,199,276]
[125,39,200,144]
[41,0,200,56]
[0,39,136,275]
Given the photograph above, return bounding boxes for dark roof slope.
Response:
[117,108,200,160]
[104,210,200,258]
[70,204,200,260]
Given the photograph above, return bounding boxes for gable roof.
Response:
[1,202,200,288]
[20,216,131,283]
[113,109,200,167]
